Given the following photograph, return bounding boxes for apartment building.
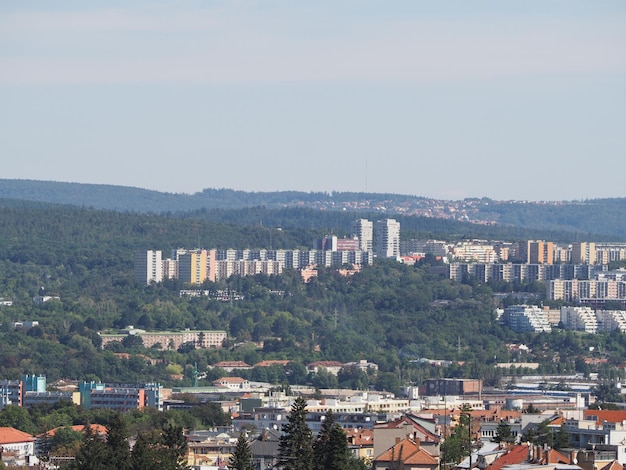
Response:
[79,382,163,412]
[353,219,374,252]
[548,279,626,305]
[178,249,208,284]
[134,250,163,285]
[503,305,552,333]
[597,310,626,332]
[375,218,401,259]
[451,241,499,263]
[99,327,227,350]
[560,307,598,333]
[571,242,597,264]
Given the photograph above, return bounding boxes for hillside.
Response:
[1,179,626,238]
[0,202,625,391]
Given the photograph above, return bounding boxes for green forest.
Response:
[0,200,625,394]
[2,179,626,238]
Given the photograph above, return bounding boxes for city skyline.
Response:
[1,1,625,201]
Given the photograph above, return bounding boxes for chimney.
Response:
[396,437,401,445]
[415,437,420,448]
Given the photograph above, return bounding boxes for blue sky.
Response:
[1,1,625,201]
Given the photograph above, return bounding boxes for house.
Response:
[211,361,252,372]
[346,428,375,461]
[483,444,576,470]
[306,361,344,376]
[372,437,438,470]
[249,429,281,469]
[213,377,250,390]
[185,431,236,468]
[0,427,36,466]
[373,414,440,459]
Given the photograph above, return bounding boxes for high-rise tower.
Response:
[134,250,163,285]
[352,219,373,252]
[375,219,400,258]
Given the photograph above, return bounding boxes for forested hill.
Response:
[0,179,414,212]
[0,198,610,245]
[3,201,626,389]
[1,179,626,238]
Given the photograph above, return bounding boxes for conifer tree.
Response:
[106,413,131,470]
[278,396,313,470]
[70,425,109,470]
[313,410,350,470]
[228,433,254,470]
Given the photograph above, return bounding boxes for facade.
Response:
[213,377,250,390]
[178,249,208,285]
[572,242,597,264]
[23,391,79,408]
[597,310,626,332]
[185,431,236,468]
[451,241,498,263]
[0,380,23,408]
[423,378,483,397]
[503,305,552,333]
[548,279,626,305]
[0,427,35,459]
[79,382,163,412]
[528,240,554,264]
[134,250,163,285]
[561,307,598,333]
[99,328,227,350]
[375,219,401,259]
[353,219,374,252]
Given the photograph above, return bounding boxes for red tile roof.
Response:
[38,424,107,439]
[374,438,437,466]
[254,360,290,367]
[599,460,624,470]
[0,427,35,444]
[543,448,571,464]
[584,410,626,424]
[486,445,529,470]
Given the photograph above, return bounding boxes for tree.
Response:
[47,426,83,457]
[493,421,515,444]
[0,405,36,434]
[313,411,350,470]
[553,425,569,450]
[228,433,254,470]
[70,425,110,470]
[129,424,189,470]
[106,413,131,470]
[441,405,472,465]
[278,396,313,470]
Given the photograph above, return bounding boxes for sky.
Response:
[1,1,625,201]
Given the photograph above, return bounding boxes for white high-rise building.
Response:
[353,219,373,252]
[134,250,163,285]
[375,219,400,259]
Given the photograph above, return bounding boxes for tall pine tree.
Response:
[278,396,313,470]
[313,410,350,470]
[228,433,254,470]
[106,413,131,470]
[70,425,110,470]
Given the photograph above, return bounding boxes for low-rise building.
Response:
[0,427,36,464]
[99,327,227,350]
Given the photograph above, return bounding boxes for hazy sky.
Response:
[2,1,625,201]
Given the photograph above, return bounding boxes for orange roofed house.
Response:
[372,437,439,470]
[0,427,36,465]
